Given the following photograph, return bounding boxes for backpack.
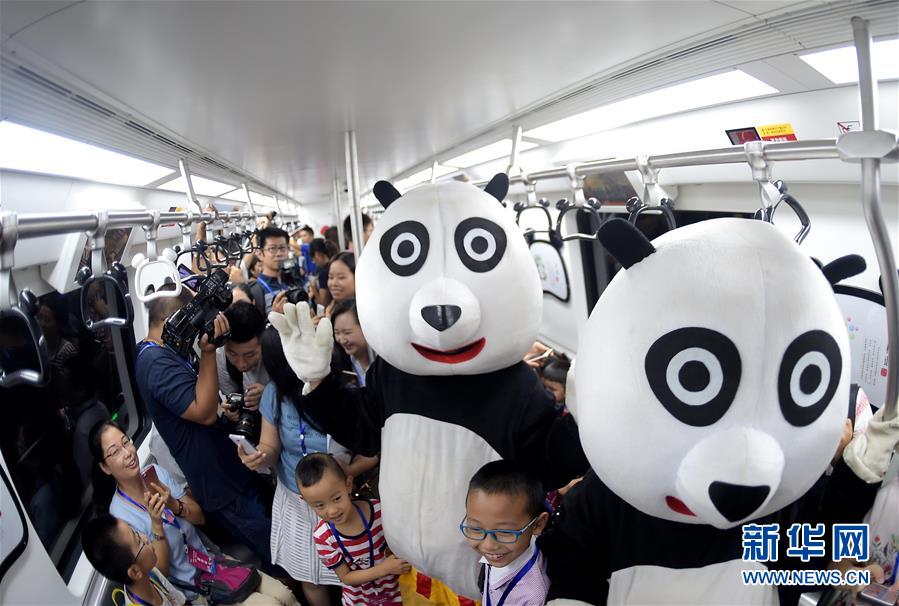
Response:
[194,558,261,605]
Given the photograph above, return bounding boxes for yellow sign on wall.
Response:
[757,123,797,142]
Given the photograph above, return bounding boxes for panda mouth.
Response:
[666,495,696,517]
[411,338,486,364]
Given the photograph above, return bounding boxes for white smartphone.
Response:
[316,304,325,316]
[229,433,258,455]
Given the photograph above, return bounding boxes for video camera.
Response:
[162,268,233,359]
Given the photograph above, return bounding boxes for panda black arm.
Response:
[301,366,385,457]
[540,470,609,604]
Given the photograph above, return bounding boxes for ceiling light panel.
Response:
[525,70,779,142]
[799,39,899,84]
[444,139,538,168]
[0,121,173,186]
[157,175,237,197]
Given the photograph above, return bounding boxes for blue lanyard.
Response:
[299,418,307,456]
[124,571,166,606]
[116,487,181,531]
[486,548,540,606]
[257,275,282,295]
[328,502,375,570]
[137,340,195,374]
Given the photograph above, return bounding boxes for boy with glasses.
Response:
[460,461,550,606]
[82,514,187,606]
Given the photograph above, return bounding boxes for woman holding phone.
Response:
[89,421,298,605]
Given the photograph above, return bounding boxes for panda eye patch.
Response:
[644,328,741,427]
[379,221,429,276]
[454,218,506,273]
[778,330,842,427]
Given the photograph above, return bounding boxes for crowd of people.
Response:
[72,211,896,606]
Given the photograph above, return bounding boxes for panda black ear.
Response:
[484,173,509,204]
[820,254,866,286]
[373,181,402,208]
[598,218,655,269]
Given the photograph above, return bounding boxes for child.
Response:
[82,514,186,606]
[541,356,571,413]
[297,453,410,605]
[461,460,551,606]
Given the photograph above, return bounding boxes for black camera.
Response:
[224,392,261,443]
[162,268,233,359]
[285,286,308,305]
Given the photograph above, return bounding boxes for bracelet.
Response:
[150,531,166,542]
[176,499,185,517]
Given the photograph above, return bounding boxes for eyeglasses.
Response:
[130,526,149,562]
[459,515,541,543]
[263,245,288,254]
[103,436,133,460]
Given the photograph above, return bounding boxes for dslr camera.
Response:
[224,392,260,443]
[162,268,232,359]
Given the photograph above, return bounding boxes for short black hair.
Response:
[342,214,372,242]
[330,297,359,327]
[230,282,253,301]
[146,289,192,326]
[296,452,347,488]
[309,238,330,259]
[468,460,545,518]
[542,358,571,384]
[224,301,265,343]
[299,225,314,236]
[82,515,134,585]
[257,226,289,251]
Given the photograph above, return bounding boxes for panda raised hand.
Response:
[270,174,587,599]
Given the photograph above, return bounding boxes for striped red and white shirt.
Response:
[313,499,402,605]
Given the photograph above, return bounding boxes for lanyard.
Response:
[486,548,540,606]
[257,275,283,295]
[137,341,195,374]
[124,572,167,606]
[299,418,307,456]
[329,502,375,570]
[116,487,181,530]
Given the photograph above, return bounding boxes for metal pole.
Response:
[178,158,203,212]
[242,183,258,222]
[851,16,898,419]
[507,124,523,175]
[333,176,345,248]
[344,130,364,256]
[430,160,439,184]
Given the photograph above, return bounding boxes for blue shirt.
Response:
[134,342,254,511]
[259,382,328,494]
[109,464,209,588]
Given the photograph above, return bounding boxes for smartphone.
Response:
[316,304,325,316]
[859,583,899,606]
[229,433,257,455]
[141,466,161,490]
[178,264,202,291]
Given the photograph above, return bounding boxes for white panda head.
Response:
[575,218,848,529]
[355,174,542,376]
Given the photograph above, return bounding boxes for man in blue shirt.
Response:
[249,226,293,314]
[134,292,282,576]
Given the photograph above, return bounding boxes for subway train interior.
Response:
[0,1,898,605]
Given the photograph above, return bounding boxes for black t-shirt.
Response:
[134,342,255,511]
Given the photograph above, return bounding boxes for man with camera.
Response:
[134,291,282,577]
[217,302,268,441]
[249,226,304,315]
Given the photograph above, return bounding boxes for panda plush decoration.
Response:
[271,174,586,599]
[541,218,895,605]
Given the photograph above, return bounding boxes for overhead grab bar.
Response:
[627,197,677,232]
[555,196,603,241]
[76,210,134,330]
[0,212,51,388]
[132,210,183,303]
[752,180,811,244]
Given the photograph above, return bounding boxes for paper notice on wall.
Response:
[757,123,797,142]
[837,121,861,134]
[836,292,890,409]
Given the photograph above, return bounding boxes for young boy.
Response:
[82,514,186,606]
[297,453,409,605]
[541,357,571,414]
[461,460,551,606]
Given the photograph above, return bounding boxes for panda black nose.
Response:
[708,481,770,523]
[421,305,462,332]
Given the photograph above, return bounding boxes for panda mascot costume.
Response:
[271,174,587,599]
[541,218,899,605]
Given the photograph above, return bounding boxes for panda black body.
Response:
[542,463,878,605]
[296,175,587,598]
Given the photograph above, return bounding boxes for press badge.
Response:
[188,546,216,574]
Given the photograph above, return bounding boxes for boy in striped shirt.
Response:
[461,461,551,606]
[298,453,410,605]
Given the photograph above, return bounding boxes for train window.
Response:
[0,286,146,582]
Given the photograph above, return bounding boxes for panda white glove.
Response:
[268,302,333,383]
[843,406,899,483]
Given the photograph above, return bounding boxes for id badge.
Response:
[187,546,216,574]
